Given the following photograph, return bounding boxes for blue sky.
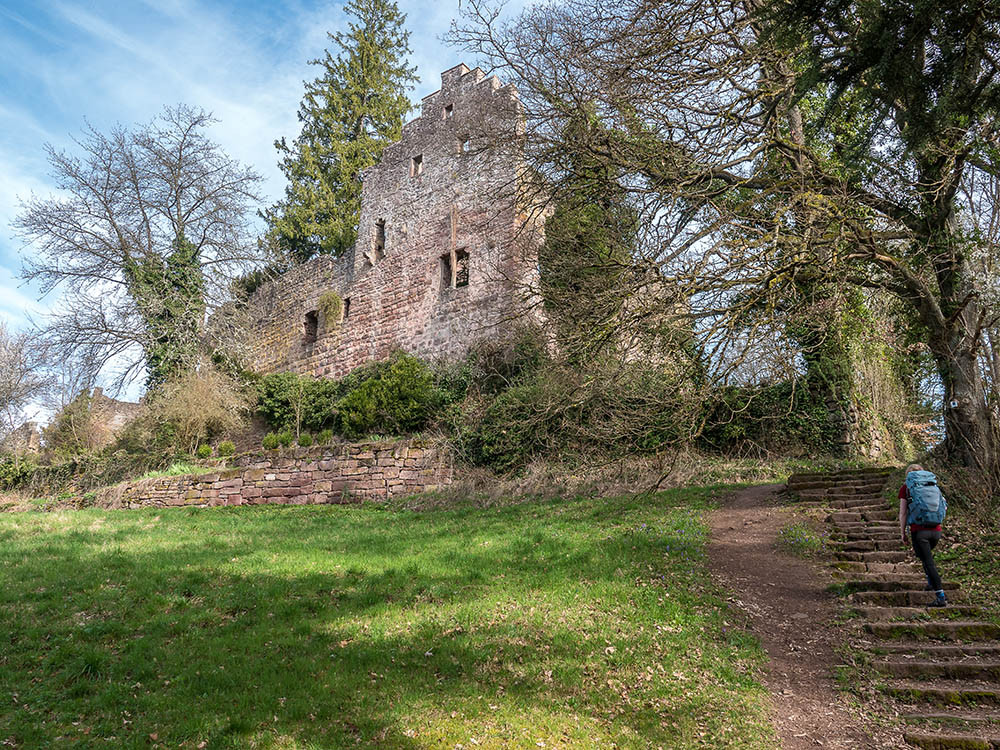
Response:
[0,0,512,334]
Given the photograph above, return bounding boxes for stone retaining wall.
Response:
[98,440,452,509]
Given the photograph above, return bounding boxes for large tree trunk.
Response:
[930,328,998,473]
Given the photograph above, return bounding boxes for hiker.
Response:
[898,464,948,607]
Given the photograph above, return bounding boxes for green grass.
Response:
[137,461,217,480]
[776,521,829,558]
[0,487,776,749]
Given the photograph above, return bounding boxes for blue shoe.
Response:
[929,592,948,607]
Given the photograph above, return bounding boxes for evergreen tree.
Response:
[268,0,418,263]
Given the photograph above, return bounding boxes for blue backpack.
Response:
[905,470,947,525]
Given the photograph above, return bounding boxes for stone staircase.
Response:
[786,467,1000,749]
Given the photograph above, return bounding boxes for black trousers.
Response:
[911,528,942,591]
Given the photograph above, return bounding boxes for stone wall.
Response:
[245,63,543,379]
[97,440,452,509]
[1,421,41,455]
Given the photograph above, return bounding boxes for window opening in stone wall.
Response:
[303,310,318,343]
[343,298,351,320]
[440,249,470,290]
[443,103,453,119]
[410,154,423,177]
[455,249,469,287]
[458,136,470,154]
[374,219,386,260]
[440,252,452,288]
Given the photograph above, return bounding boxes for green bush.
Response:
[698,381,831,455]
[335,352,445,440]
[261,433,280,450]
[316,429,334,445]
[217,440,235,457]
[257,372,340,433]
[464,325,548,396]
[297,432,314,447]
[0,456,37,490]
[277,430,294,448]
[454,360,696,475]
[195,444,213,459]
[464,377,561,474]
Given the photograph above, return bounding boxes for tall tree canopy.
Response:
[16,106,263,389]
[763,0,1000,472]
[452,0,1000,476]
[267,0,418,263]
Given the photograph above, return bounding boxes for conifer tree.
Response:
[268,0,418,263]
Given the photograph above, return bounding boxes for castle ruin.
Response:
[245,64,542,378]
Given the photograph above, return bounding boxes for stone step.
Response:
[796,485,887,498]
[858,606,984,622]
[868,621,1000,641]
[833,561,922,575]
[835,550,910,563]
[827,510,898,523]
[865,562,923,575]
[793,498,886,510]
[839,579,962,593]
[787,469,893,487]
[887,681,1000,706]
[903,731,1000,749]
[829,499,890,510]
[830,539,902,552]
[832,522,898,532]
[854,590,968,607]
[881,643,1000,658]
[903,708,1000,726]
[876,660,1000,681]
[789,470,890,480]
[833,530,901,540]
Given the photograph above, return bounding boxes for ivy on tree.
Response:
[267,0,418,263]
[16,106,263,391]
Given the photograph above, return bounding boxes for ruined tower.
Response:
[244,64,541,378]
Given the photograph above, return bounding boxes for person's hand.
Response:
[901,532,907,545]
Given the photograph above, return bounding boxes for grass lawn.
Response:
[0,487,775,749]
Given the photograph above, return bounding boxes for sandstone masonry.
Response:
[245,63,542,378]
[97,440,452,509]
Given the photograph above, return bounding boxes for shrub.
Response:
[145,366,252,454]
[335,352,445,439]
[0,455,37,490]
[455,360,697,475]
[465,325,548,396]
[257,372,340,433]
[277,430,294,448]
[195,444,213,459]
[43,391,107,456]
[699,382,831,456]
[297,432,314,447]
[463,377,562,474]
[316,428,334,445]
[217,440,235,457]
[261,433,280,450]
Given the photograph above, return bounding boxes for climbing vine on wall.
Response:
[318,291,344,329]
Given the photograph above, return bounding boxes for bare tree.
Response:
[15,105,265,391]
[0,322,49,437]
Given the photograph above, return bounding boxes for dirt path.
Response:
[706,483,895,749]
